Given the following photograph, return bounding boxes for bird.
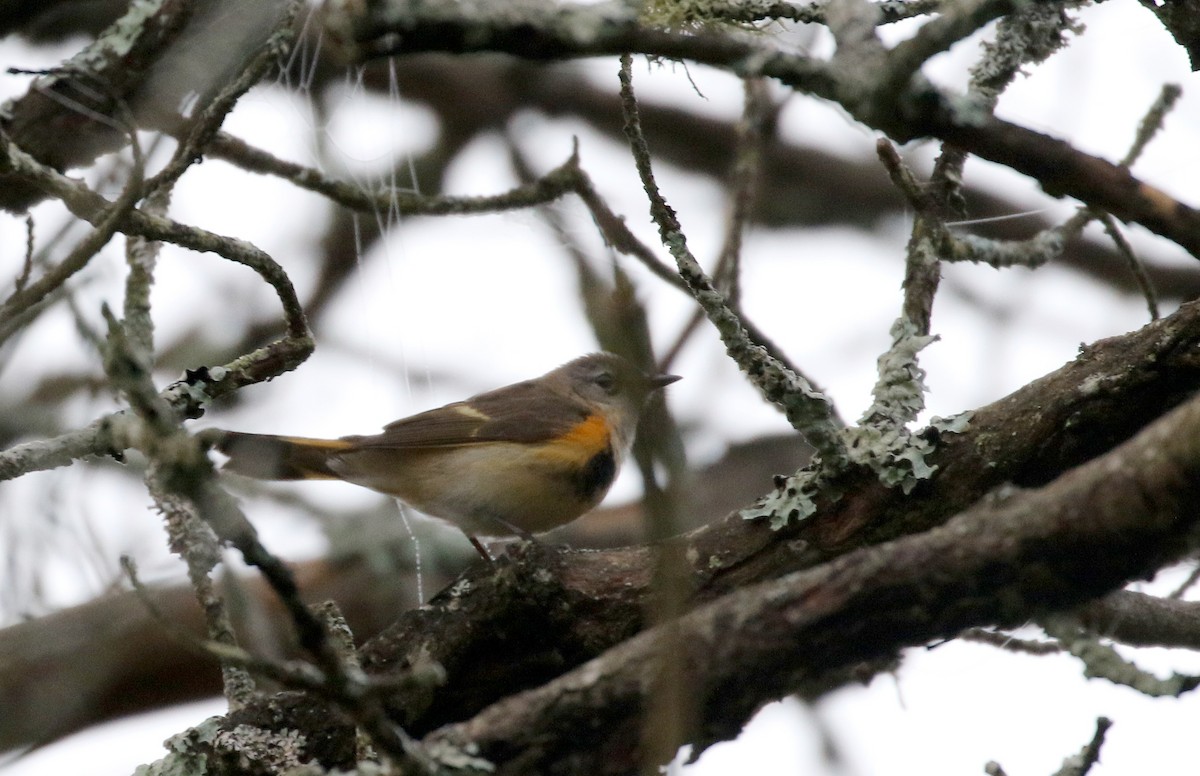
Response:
[207,352,680,558]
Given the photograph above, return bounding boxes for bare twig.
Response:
[875,0,1017,107]
[336,1,1200,260]
[647,0,947,28]
[143,0,302,196]
[0,137,308,339]
[657,75,768,369]
[208,130,587,218]
[0,137,315,480]
[0,130,144,342]
[1041,616,1200,697]
[618,54,847,468]
[662,77,773,372]
[959,627,1062,655]
[1122,83,1182,168]
[0,0,199,212]
[1099,213,1158,320]
[119,556,445,706]
[1051,717,1112,776]
[14,215,35,292]
[1170,562,1200,599]
[0,134,314,481]
[123,187,168,362]
[103,303,433,768]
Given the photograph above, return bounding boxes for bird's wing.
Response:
[348,379,591,449]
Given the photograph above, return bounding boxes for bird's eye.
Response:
[594,371,617,393]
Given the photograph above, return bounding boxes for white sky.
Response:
[4,2,1200,774]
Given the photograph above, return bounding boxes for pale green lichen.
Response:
[133,716,223,776]
[0,0,170,121]
[861,319,937,427]
[376,0,637,38]
[948,228,1065,269]
[212,726,308,772]
[844,424,932,495]
[742,407,975,529]
[739,468,821,530]
[835,318,942,496]
[640,0,770,31]
[63,0,170,76]
[930,411,973,435]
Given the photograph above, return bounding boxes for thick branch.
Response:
[1076,590,1200,650]
[1140,0,1200,71]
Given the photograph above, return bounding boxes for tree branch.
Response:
[420,387,1200,773]
[0,0,291,211]
[1076,590,1200,651]
[332,1,1200,260]
[164,294,1200,774]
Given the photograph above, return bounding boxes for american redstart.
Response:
[208,352,680,557]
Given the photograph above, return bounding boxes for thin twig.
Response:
[504,134,606,298]
[715,77,771,306]
[208,130,587,218]
[1122,83,1182,168]
[847,138,942,496]
[568,161,690,293]
[104,306,432,769]
[123,187,169,362]
[959,627,1062,655]
[1051,717,1112,776]
[875,140,940,336]
[648,0,946,27]
[557,146,814,393]
[0,136,308,340]
[877,0,1017,106]
[143,0,302,195]
[119,556,444,703]
[618,54,848,467]
[0,128,144,342]
[14,215,35,292]
[662,77,773,372]
[1099,213,1158,320]
[1169,561,1200,600]
[1041,616,1200,697]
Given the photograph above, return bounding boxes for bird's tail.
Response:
[208,430,352,480]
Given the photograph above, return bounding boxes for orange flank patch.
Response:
[280,436,354,451]
[528,413,611,468]
[555,414,611,456]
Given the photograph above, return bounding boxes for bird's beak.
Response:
[649,373,682,390]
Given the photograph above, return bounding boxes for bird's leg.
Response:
[489,516,538,543]
[464,518,544,563]
[466,534,494,562]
